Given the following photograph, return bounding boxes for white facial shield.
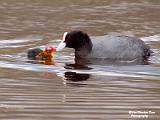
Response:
[56,32,68,51]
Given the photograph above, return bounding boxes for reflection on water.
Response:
[0,0,160,120]
[28,58,55,65]
[64,72,90,81]
[61,72,90,87]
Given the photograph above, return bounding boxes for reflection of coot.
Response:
[65,72,90,81]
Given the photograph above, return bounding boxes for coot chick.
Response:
[27,48,43,60]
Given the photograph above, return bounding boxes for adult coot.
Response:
[57,31,151,61]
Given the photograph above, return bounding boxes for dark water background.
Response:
[0,0,160,119]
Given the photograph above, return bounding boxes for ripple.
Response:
[0,0,160,119]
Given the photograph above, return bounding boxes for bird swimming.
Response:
[27,31,152,63]
[57,31,152,61]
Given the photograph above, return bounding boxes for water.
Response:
[0,0,160,119]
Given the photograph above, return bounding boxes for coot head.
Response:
[58,31,93,58]
[65,31,92,50]
[27,48,43,60]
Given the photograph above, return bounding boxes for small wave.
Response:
[0,35,43,48]
[141,34,160,42]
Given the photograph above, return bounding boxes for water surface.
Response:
[0,0,160,119]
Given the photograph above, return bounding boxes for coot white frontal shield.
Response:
[56,32,68,51]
